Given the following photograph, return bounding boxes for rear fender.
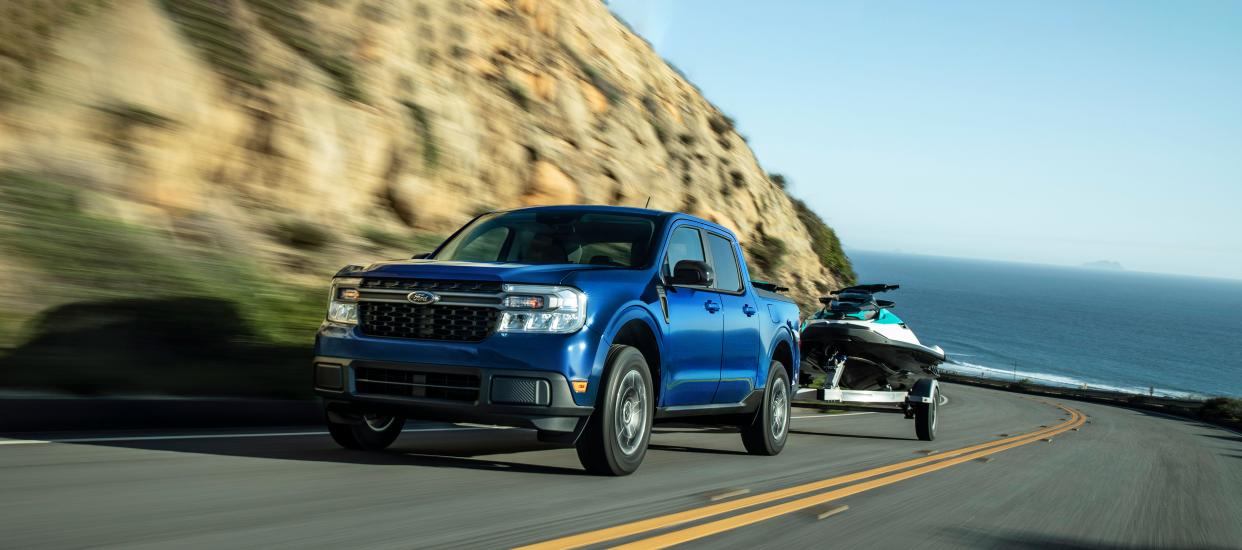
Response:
[763,326,799,390]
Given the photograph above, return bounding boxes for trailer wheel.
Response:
[913,386,938,441]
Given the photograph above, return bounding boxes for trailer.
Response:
[792,354,941,440]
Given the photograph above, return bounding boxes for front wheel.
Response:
[740,361,790,455]
[576,345,653,476]
[327,412,405,451]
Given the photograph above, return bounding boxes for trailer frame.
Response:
[791,355,941,440]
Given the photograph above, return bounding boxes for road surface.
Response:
[2,383,1239,549]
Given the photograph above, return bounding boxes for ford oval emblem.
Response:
[407,290,439,305]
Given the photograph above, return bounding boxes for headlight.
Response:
[326,277,362,325]
[498,284,586,334]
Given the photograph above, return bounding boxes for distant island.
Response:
[1082,260,1124,270]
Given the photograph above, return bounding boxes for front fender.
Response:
[581,304,665,406]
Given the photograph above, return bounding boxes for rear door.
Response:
[660,225,725,407]
[706,232,763,404]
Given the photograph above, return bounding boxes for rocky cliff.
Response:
[0,0,853,346]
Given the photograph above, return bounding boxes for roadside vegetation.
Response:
[1200,397,1242,426]
[160,0,363,100]
[159,0,264,87]
[790,198,856,285]
[0,172,333,397]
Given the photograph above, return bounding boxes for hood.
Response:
[345,259,611,286]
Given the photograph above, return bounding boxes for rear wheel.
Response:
[740,361,790,455]
[327,412,405,451]
[576,345,653,476]
[914,387,938,441]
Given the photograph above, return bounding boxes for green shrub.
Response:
[790,198,856,284]
[563,45,623,104]
[401,101,440,169]
[768,173,787,189]
[159,0,264,87]
[244,0,364,101]
[1009,378,1036,391]
[746,234,787,275]
[1201,397,1242,422]
[501,76,531,111]
[275,219,330,249]
[96,103,176,129]
[708,113,734,134]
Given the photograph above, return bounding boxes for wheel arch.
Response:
[767,329,798,388]
[598,307,664,404]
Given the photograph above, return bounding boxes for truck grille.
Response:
[358,302,498,341]
[354,366,480,402]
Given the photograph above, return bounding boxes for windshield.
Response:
[434,211,659,267]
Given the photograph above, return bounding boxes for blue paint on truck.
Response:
[313,205,801,475]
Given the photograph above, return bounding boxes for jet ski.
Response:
[799,284,946,392]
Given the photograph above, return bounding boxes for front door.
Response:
[660,226,724,407]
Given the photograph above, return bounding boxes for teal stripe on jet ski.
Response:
[875,309,904,325]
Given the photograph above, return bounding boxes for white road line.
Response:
[0,426,502,446]
[2,407,904,446]
[791,412,874,419]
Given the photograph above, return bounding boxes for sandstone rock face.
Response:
[0,0,850,311]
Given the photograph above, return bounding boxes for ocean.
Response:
[847,251,1242,398]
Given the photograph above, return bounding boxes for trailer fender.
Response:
[906,378,938,404]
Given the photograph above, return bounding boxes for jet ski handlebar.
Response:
[834,284,900,294]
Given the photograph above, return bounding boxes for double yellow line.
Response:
[519,403,1085,549]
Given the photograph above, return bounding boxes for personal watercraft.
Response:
[799,284,946,391]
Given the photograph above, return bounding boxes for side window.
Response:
[706,233,742,292]
[664,226,705,278]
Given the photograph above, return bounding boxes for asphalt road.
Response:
[2,383,1239,549]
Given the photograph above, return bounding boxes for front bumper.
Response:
[313,356,593,439]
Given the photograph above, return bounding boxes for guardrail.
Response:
[937,372,1239,431]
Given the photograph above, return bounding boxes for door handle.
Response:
[704,300,721,313]
[742,304,756,317]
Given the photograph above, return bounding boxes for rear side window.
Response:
[664,226,705,278]
[706,233,742,292]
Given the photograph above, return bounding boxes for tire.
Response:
[740,361,790,456]
[576,345,653,476]
[914,387,938,441]
[327,411,405,451]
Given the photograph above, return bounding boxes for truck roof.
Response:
[500,204,737,240]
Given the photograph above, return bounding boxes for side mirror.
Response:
[671,260,714,287]
[411,252,432,259]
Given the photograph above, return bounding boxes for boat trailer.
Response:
[792,355,941,441]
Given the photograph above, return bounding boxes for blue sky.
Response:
[608,0,1242,280]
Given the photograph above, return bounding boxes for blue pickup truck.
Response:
[313,205,801,475]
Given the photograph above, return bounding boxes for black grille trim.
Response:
[360,278,503,293]
[358,302,499,341]
[353,366,481,402]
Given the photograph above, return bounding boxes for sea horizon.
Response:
[846,248,1242,286]
[845,250,1242,399]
